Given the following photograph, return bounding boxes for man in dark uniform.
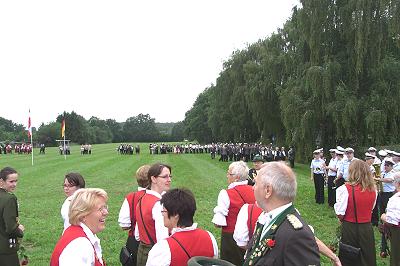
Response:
[244,162,320,266]
[248,154,264,186]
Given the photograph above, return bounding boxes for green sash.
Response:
[243,205,296,266]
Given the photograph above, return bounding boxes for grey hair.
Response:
[258,162,297,201]
[393,172,400,186]
[229,161,249,181]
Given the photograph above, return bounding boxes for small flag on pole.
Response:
[61,118,65,138]
[27,109,32,137]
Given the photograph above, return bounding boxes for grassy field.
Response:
[0,143,389,265]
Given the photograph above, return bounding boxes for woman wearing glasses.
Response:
[51,188,109,266]
[136,163,171,266]
[61,172,86,231]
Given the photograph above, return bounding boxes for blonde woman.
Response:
[334,160,377,266]
[51,188,109,266]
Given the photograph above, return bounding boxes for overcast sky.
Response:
[0,0,300,128]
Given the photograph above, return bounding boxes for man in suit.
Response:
[244,162,320,266]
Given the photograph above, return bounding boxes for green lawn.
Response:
[0,143,389,265]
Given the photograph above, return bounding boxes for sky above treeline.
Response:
[0,0,300,128]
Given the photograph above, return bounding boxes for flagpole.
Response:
[64,134,66,160]
[31,130,34,166]
[28,109,34,166]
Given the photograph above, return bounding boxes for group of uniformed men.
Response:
[310,145,400,261]
[0,143,32,154]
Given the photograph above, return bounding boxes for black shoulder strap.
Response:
[171,236,191,259]
[233,187,246,204]
[249,204,255,239]
[129,192,136,231]
[138,191,155,245]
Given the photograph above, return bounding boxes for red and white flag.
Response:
[27,109,32,137]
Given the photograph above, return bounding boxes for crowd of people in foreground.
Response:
[1,150,399,266]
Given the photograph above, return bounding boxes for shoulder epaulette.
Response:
[287,214,303,230]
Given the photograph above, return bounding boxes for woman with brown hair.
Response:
[135,163,171,266]
[334,159,377,266]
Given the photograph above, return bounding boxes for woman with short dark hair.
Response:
[61,172,86,231]
[0,167,24,266]
[146,188,218,266]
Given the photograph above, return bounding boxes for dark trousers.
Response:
[221,231,245,266]
[327,175,336,207]
[313,173,325,204]
[371,193,381,226]
[380,191,394,253]
[289,159,295,168]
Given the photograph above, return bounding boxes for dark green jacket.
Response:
[0,189,23,255]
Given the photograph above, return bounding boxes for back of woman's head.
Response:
[0,167,17,181]
[65,172,85,188]
[136,164,150,188]
[69,188,108,225]
[348,159,375,191]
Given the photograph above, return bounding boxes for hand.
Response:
[18,224,25,232]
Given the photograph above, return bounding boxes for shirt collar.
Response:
[138,186,146,191]
[145,189,162,199]
[228,180,248,189]
[80,222,100,246]
[170,223,198,235]
[258,202,293,225]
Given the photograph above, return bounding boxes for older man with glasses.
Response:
[212,161,255,266]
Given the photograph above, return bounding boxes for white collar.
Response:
[138,186,146,191]
[171,223,198,235]
[228,180,248,189]
[79,222,100,246]
[258,202,293,225]
[145,189,162,199]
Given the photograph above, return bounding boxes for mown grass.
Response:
[0,143,389,265]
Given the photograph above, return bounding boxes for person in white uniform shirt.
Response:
[310,149,326,204]
[326,149,338,207]
[61,172,86,231]
[381,173,400,266]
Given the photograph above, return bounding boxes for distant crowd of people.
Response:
[0,143,32,154]
[148,143,296,166]
[118,144,140,155]
[80,144,92,155]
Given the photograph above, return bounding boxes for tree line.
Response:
[183,0,400,161]
[0,112,185,147]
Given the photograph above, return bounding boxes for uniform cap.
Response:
[345,147,354,153]
[385,158,395,166]
[329,148,336,152]
[336,150,344,155]
[313,149,321,154]
[378,150,388,157]
[336,146,345,152]
[368,147,377,152]
[392,151,400,157]
[364,152,376,160]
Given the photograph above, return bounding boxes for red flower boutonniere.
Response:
[266,238,276,248]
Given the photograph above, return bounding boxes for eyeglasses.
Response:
[98,205,109,213]
[62,184,76,188]
[157,174,172,179]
